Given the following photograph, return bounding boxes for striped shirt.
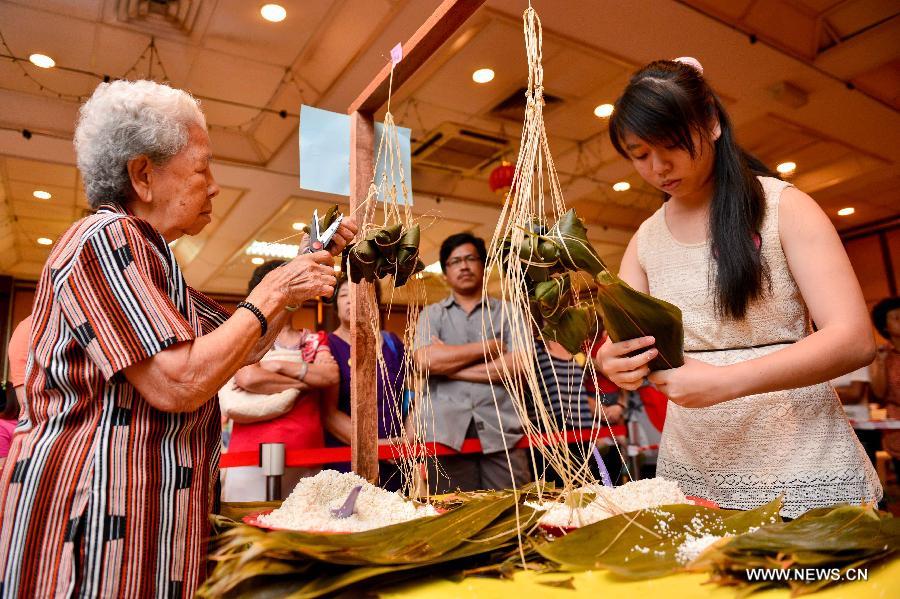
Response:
[0,204,228,598]
[532,341,596,430]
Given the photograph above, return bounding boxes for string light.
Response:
[0,32,299,121]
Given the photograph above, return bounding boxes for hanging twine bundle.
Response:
[483,7,632,502]
[330,60,431,497]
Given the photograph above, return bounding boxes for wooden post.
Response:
[347,0,487,483]
[348,0,487,115]
[349,111,379,483]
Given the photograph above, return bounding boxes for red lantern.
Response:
[488,161,515,194]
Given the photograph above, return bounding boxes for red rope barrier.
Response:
[220,425,627,468]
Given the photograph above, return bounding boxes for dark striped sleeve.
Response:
[56,218,196,380]
[188,288,230,333]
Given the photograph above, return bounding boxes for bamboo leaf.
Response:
[595,272,684,370]
[544,209,606,275]
[694,505,899,596]
[202,493,538,599]
[541,306,597,355]
[536,499,783,580]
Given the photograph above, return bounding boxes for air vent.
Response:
[115,0,203,34]
[489,87,564,122]
[412,123,510,174]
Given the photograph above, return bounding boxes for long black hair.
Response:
[609,59,776,319]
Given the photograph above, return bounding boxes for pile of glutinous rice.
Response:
[259,470,438,533]
[532,478,689,529]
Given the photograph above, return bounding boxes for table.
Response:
[380,558,900,598]
[850,419,900,430]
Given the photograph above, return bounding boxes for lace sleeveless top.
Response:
[636,176,882,517]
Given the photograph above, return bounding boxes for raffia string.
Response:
[482,7,631,526]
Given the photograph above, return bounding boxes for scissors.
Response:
[306,208,344,253]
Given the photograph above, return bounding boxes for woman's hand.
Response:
[647,357,736,408]
[252,250,337,307]
[600,403,624,424]
[303,216,359,254]
[594,335,658,390]
[328,216,358,255]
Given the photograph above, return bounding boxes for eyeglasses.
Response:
[445,255,481,269]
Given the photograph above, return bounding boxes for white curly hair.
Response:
[74,79,206,209]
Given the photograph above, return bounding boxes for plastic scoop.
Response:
[591,446,614,487]
[330,485,363,519]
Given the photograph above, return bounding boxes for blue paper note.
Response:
[298,105,412,205]
[298,105,350,196]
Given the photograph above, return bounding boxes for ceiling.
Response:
[0,0,897,298]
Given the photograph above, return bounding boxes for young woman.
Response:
[595,58,882,517]
[323,277,406,490]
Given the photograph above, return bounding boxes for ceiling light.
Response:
[251,256,265,265]
[776,161,796,174]
[837,207,855,216]
[291,222,306,231]
[260,4,287,22]
[333,264,341,272]
[424,261,442,274]
[472,68,495,84]
[246,240,299,259]
[37,237,53,246]
[33,190,52,200]
[612,181,631,192]
[29,53,55,69]
[593,103,614,118]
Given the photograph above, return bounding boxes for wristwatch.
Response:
[599,393,620,407]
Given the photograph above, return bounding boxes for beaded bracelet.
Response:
[237,301,268,337]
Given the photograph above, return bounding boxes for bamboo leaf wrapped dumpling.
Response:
[594,271,684,371]
[344,223,424,287]
[541,305,599,355]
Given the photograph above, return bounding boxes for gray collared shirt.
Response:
[415,294,524,454]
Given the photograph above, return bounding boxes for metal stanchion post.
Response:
[259,443,285,501]
[624,392,642,481]
[626,418,641,481]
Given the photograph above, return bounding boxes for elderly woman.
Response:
[0,80,356,598]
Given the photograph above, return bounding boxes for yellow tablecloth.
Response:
[381,558,900,598]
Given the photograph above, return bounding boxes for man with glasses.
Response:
[414,233,530,492]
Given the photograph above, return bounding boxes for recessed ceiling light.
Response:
[776,161,796,174]
[472,68,495,84]
[837,207,855,216]
[251,256,265,265]
[292,222,306,231]
[37,237,53,246]
[260,4,287,23]
[612,181,631,192]
[593,103,614,118]
[33,190,52,200]
[29,53,55,69]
